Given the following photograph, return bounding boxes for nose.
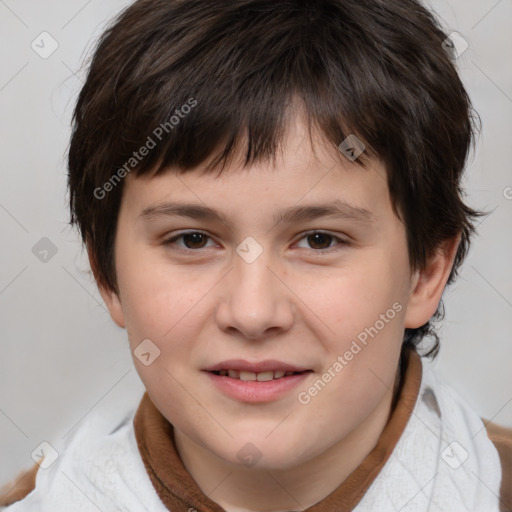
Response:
[215,252,294,340]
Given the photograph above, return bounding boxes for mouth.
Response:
[207,369,310,381]
[202,359,314,402]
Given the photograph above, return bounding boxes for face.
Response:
[100,118,439,471]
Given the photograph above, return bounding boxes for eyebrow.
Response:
[138,200,375,226]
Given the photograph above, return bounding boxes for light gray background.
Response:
[0,0,511,489]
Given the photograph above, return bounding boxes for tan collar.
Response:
[133,348,423,511]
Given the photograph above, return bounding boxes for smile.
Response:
[209,369,306,381]
[204,369,313,403]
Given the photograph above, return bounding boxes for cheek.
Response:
[297,252,408,394]
[116,248,208,340]
[301,260,403,336]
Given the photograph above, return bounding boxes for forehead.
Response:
[122,117,391,224]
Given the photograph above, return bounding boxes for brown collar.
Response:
[134,349,422,511]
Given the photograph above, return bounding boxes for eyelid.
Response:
[162,229,349,254]
[162,230,218,252]
[293,230,348,252]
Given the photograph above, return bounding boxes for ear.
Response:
[87,245,126,329]
[404,235,461,329]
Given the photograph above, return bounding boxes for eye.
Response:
[294,231,347,252]
[162,231,216,252]
[162,230,348,255]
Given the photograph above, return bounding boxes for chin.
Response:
[213,435,310,472]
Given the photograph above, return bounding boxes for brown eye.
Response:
[182,232,208,249]
[294,231,348,253]
[163,231,214,252]
[306,233,334,250]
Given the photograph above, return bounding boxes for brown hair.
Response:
[67,0,483,357]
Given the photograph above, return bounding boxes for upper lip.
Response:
[203,359,311,373]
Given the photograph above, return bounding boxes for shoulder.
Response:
[485,420,512,512]
[0,463,39,508]
[0,398,142,509]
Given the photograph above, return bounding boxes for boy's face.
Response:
[101,118,431,470]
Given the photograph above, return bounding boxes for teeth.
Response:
[216,369,299,381]
[256,371,274,382]
[239,371,257,381]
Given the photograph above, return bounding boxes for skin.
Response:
[96,116,459,512]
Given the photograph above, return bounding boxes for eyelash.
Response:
[162,230,348,255]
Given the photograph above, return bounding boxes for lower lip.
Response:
[204,371,312,403]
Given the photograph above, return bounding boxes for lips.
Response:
[204,361,313,402]
[203,359,311,373]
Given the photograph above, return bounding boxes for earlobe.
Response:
[98,285,126,329]
[87,245,126,329]
[404,236,461,329]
